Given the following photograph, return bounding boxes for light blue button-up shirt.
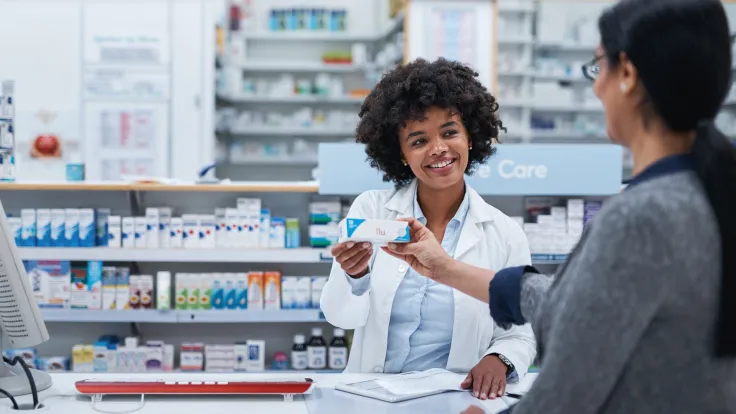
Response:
[346,187,470,373]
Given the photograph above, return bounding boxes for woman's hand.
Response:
[381,218,453,281]
[331,241,372,277]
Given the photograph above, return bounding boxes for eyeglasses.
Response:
[581,55,603,81]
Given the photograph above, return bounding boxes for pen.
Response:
[504,392,523,399]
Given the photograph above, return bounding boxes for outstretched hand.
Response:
[381,218,452,281]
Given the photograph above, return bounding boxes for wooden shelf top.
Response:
[0,181,320,193]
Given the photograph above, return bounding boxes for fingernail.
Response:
[346,242,354,248]
[489,393,496,399]
[480,394,487,400]
[474,392,479,398]
[363,243,370,248]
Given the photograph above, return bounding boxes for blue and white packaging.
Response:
[269,218,286,249]
[64,208,80,247]
[158,208,172,249]
[236,209,249,248]
[225,208,239,248]
[310,276,326,309]
[210,274,225,310]
[224,273,237,310]
[50,209,66,247]
[145,208,159,249]
[280,276,296,309]
[341,218,410,245]
[259,208,271,249]
[169,218,183,248]
[35,209,51,247]
[309,201,341,224]
[294,277,311,309]
[134,217,147,248]
[95,208,110,247]
[181,214,199,249]
[78,209,95,247]
[214,208,227,248]
[236,272,248,309]
[237,198,261,248]
[107,215,121,248]
[7,217,21,246]
[198,214,216,249]
[121,217,135,248]
[20,209,35,247]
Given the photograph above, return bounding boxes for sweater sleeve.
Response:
[504,200,673,414]
[488,267,552,329]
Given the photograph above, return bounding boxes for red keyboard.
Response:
[75,379,314,395]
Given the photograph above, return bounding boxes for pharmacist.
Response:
[384,1,736,413]
[320,59,536,401]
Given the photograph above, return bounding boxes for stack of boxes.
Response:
[25,263,326,312]
[515,198,602,261]
[308,201,341,248]
[9,199,305,250]
[173,272,325,311]
[11,208,110,247]
[71,337,175,373]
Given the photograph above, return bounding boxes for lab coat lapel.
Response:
[378,180,417,294]
[453,187,489,260]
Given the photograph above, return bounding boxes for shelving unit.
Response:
[215,8,404,182]
[40,309,326,324]
[19,247,331,263]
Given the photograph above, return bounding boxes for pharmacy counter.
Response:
[1,372,537,414]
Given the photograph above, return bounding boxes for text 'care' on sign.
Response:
[476,159,549,179]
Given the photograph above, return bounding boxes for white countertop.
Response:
[0,372,536,414]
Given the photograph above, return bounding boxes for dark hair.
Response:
[356,58,503,186]
[599,0,736,357]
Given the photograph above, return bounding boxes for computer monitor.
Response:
[0,201,52,396]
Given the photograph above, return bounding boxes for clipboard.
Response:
[334,377,464,403]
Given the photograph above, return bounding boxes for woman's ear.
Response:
[618,52,638,96]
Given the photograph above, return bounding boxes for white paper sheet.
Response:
[374,369,468,395]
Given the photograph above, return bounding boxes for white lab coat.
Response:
[320,179,537,376]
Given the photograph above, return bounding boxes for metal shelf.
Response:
[535,42,597,52]
[40,309,327,323]
[237,61,364,72]
[229,126,355,137]
[241,12,404,42]
[218,94,364,104]
[41,309,178,323]
[531,104,604,113]
[19,248,331,263]
[178,310,326,323]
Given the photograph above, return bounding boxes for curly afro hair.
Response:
[356,58,504,187]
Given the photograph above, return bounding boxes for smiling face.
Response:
[398,106,471,191]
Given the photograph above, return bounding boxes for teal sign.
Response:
[317,143,623,196]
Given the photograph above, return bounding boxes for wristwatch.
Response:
[490,353,515,375]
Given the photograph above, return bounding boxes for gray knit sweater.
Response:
[501,169,736,413]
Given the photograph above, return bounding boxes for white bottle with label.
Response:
[307,328,327,370]
[291,334,308,371]
[328,328,348,370]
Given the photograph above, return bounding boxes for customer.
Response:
[383,1,736,413]
[320,59,536,401]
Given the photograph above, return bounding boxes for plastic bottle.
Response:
[328,328,348,370]
[291,334,308,370]
[307,327,327,369]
